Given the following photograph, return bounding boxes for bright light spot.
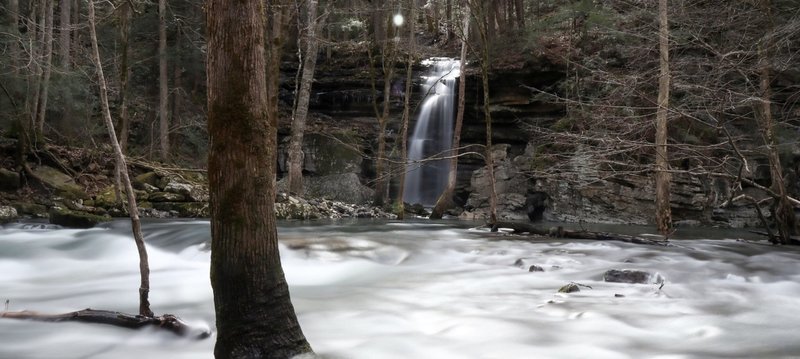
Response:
[393,14,404,27]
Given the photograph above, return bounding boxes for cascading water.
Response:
[403,57,461,206]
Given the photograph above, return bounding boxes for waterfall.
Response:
[403,58,460,206]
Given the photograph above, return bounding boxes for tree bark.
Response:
[654,0,672,235]
[87,0,153,318]
[58,0,70,68]
[430,8,469,219]
[206,0,313,355]
[395,0,416,218]
[513,0,524,30]
[288,0,322,195]
[158,0,170,161]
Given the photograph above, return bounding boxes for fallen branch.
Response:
[1,308,210,339]
[489,221,670,246]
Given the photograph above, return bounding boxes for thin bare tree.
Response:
[87,0,153,317]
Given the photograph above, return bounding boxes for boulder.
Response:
[0,206,18,223]
[0,168,21,191]
[164,181,209,202]
[134,172,161,190]
[30,165,88,200]
[49,208,111,228]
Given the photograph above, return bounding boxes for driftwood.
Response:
[747,230,800,245]
[1,309,210,339]
[489,221,670,246]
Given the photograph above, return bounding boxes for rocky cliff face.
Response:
[285,51,799,229]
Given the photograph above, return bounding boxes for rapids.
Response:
[1,220,799,358]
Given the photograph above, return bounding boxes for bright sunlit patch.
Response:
[392,14,404,27]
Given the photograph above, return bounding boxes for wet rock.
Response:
[603,269,652,284]
[0,206,18,223]
[405,203,428,216]
[0,168,21,191]
[528,265,545,272]
[558,283,580,293]
[151,202,209,217]
[49,208,111,228]
[149,192,187,202]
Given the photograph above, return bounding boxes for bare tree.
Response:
[87,0,153,317]
[395,0,416,218]
[158,0,170,161]
[288,0,324,195]
[34,0,55,142]
[58,0,70,68]
[654,0,671,234]
[430,5,469,219]
[206,0,313,355]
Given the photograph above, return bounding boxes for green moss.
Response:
[49,208,111,228]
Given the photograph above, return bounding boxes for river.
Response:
[1,220,799,358]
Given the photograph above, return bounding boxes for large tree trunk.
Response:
[206,0,312,356]
[288,0,322,195]
[158,0,169,161]
[430,8,469,220]
[58,0,70,68]
[87,0,153,318]
[395,0,416,218]
[654,0,672,235]
[513,0,524,30]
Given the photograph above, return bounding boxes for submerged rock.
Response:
[603,269,654,284]
[558,283,581,293]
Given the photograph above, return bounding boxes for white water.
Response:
[404,58,460,206]
[1,220,800,358]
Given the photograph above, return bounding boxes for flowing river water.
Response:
[1,220,799,359]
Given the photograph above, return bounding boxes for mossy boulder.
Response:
[11,202,48,218]
[49,208,111,228]
[30,165,88,200]
[134,172,161,190]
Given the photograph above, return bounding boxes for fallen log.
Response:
[1,308,210,339]
[489,221,670,246]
